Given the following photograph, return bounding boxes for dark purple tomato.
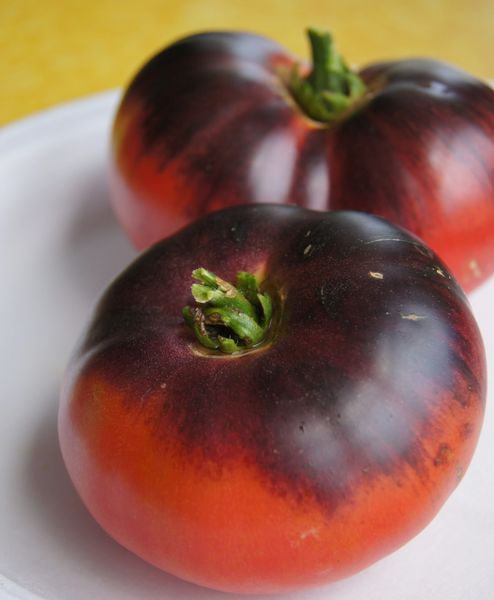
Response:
[59,205,486,594]
[110,29,494,291]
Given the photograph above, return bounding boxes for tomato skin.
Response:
[59,205,486,594]
[110,31,494,292]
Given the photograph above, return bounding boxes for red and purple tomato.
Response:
[110,29,494,291]
[59,205,486,594]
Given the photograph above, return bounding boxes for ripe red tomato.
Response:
[59,205,486,594]
[110,29,494,292]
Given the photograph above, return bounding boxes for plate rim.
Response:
[0,575,44,600]
[0,90,120,158]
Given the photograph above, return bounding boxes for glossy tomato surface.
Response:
[59,205,486,594]
[110,31,494,291]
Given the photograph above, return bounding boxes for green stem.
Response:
[183,268,272,354]
[289,28,366,123]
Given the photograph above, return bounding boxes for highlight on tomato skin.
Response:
[110,29,494,292]
[58,204,486,595]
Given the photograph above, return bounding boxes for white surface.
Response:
[0,92,493,600]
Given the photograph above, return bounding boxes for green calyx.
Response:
[289,28,366,123]
[183,268,272,354]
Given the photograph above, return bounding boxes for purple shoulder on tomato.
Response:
[60,204,486,592]
[77,205,486,509]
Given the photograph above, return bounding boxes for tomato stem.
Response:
[183,268,272,354]
[289,28,366,123]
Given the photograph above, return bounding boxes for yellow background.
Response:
[1,0,493,125]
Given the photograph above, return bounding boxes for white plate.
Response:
[1,93,493,600]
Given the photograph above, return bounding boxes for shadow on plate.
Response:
[61,163,137,300]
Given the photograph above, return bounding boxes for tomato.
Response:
[59,205,486,594]
[110,29,494,292]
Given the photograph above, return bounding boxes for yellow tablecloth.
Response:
[1,0,493,126]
